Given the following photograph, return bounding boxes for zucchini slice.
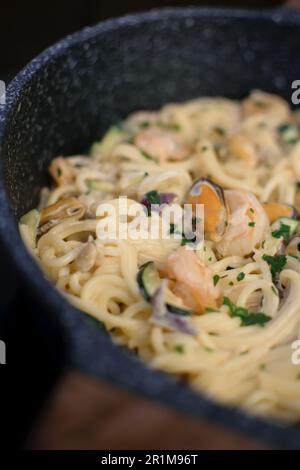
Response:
[19,208,40,248]
[137,261,192,316]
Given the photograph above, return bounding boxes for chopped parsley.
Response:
[213,274,227,286]
[223,297,271,327]
[254,100,266,108]
[271,221,291,242]
[288,252,299,260]
[174,344,185,354]
[145,190,160,205]
[204,307,217,314]
[296,181,300,191]
[229,281,234,286]
[56,167,62,177]
[259,363,266,371]
[214,126,226,136]
[237,272,245,282]
[158,122,181,131]
[167,123,181,131]
[142,190,161,215]
[262,254,287,280]
[249,208,255,214]
[181,235,196,246]
[248,221,256,227]
[139,121,150,128]
[141,150,157,162]
[201,145,208,151]
[240,350,250,355]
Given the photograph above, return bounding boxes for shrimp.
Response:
[167,247,220,314]
[134,127,190,162]
[227,133,258,169]
[216,190,269,257]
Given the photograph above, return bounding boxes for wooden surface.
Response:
[28,372,267,450]
[28,0,299,450]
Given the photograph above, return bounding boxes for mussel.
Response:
[263,202,298,224]
[186,178,228,242]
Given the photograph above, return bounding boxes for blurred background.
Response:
[0,0,297,451]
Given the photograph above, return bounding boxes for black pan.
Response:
[1,6,300,449]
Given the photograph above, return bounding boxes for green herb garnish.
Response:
[175,344,185,354]
[237,272,245,282]
[145,190,160,205]
[262,254,287,280]
[214,127,226,136]
[271,222,291,242]
[248,221,255,227]
[204,307,217,314]
[139,121,150,128]
[223,297,271,327]
[240,350,250,355]
[141,150,157,162]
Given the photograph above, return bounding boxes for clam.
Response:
[263,202,298,224]
[38,197,86,235]
[186,178,228,242]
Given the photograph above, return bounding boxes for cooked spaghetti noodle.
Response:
[20,91,300,422]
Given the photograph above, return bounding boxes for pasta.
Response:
[19,90,300,422]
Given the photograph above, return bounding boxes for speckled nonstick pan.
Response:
[1,7,300,448]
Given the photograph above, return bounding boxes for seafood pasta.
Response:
[20,91,300,422]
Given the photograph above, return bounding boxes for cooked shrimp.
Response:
[216,190,269,257]
[167,247,220,314]
[134,127,190,162]
[227,134,258,169]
